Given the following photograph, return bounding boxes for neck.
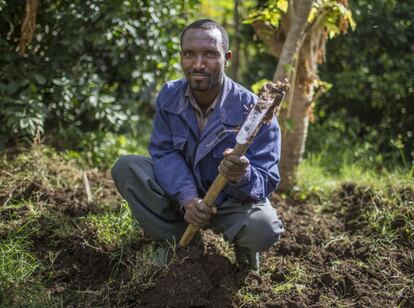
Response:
[192,78,223,112]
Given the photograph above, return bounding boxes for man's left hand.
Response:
[218,148,250,183]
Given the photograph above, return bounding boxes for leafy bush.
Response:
[306,109,387,173]
[0,0,199,148]
[64,130,151,169]
[318,0,414,166]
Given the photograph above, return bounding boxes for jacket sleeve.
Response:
[148,88,198,208]
[223,117,281,202]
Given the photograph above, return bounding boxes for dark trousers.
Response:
[111,155,284,269]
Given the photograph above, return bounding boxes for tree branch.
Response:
[252,21,282,57]
[273,0,314,82]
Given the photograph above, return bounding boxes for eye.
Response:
[181,51,193,58]
[205,51,218,58]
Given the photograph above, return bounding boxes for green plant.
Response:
[64,130,151,169]
[318,0,414,166]
[273,262,307,295]
[0,0,199,147]
[0,237,60,306]
[87,202,140,250]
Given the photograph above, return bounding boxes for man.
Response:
[111,19,284,270]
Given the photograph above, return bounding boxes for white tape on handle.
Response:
[236,106,268,144]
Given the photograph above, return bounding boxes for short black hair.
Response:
[180,19,229,51]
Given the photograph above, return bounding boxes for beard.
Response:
[188,79,211,91]
[187,71,217,92]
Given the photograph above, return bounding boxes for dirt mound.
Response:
[139,240,245,308]
[2,150,413,307]
[0,147,118,218]
[16,180,92,216]
[51,186,414,307]
[114,185,412,307]
[329,183,414,247]
[51,237,113,289]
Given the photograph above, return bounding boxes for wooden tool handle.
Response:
[179,221,202,247]
[179,143,248,247]
[179,80,290,248]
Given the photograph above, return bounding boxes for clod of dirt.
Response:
[295,233,312,245]
[271,269,287,283]
[277,240,303,256]
[0,205,28,221]
[140,260,213,307]
[50,238,112,289]
[399,187,414,203]
[320,272,335,287]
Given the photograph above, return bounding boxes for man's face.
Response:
[180,28,231,92]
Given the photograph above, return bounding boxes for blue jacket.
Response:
[149,76,281,207]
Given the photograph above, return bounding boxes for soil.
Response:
[129,185,413,307]
[1,171,413,307]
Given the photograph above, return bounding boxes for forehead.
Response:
[181,28,224,50]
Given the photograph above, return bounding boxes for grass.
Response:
[0,145,176,306]
[236,286,262,306]
[297,151,414,245]
[0,236,61,306]
[0,141,413,306]
[86,202,141,250]
[272,262,307,295]
[64,132,150,170]
[297,152,414,198]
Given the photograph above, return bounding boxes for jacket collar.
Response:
[162,75,244,127]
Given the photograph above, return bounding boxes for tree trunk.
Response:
[273,0,313,81]
[252,0,349,191]
[277,8,328,191]
[271,0,313,190]
[278,55,312,191]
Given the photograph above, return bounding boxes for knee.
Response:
[237,208,284,252]
[111,155,134,184]
[111,155,148,186]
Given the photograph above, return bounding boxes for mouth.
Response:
[189,73,209,81]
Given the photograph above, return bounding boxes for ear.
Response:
[225,50,232,61]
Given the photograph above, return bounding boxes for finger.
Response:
[223,148,233,156]
[240,155,249,165]
[219,162,242,180]
[224,155,249,166]
[193,208,212,223]
[222,159,247,173]
[219,167,242,182]
[196,200,215,215]
[218,161,232,177]
[187,210,206,226]
[185,212,198,225]
[222,159,242,171]
[211,206,217,214]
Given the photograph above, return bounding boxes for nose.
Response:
[193,55,206,71]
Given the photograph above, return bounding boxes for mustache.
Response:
[188,70,210,76]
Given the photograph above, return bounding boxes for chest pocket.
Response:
[168,113,190,151]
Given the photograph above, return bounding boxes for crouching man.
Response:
[111,19,284,270]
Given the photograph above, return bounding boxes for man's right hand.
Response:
[183,198,217,227]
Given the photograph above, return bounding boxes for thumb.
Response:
[223,148,233,156]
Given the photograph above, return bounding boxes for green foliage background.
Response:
[0,0,412,169]
[0,0,198,148]
[310,0,414,168]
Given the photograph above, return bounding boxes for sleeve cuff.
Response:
[179,195,197,211]
[228,165,251,188]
